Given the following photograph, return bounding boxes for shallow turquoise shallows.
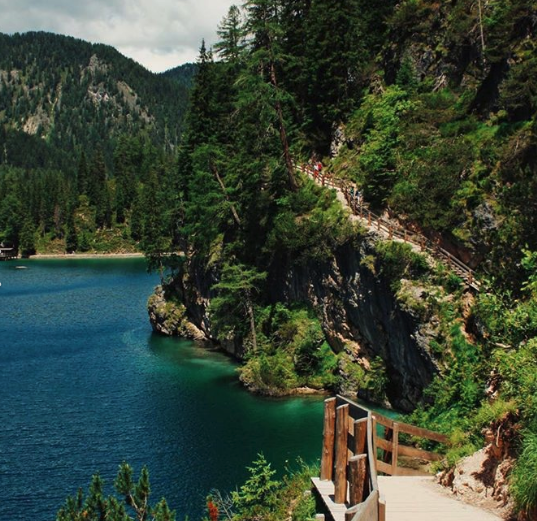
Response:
[0,259,324,520]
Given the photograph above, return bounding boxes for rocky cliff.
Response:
[149,229,451,412]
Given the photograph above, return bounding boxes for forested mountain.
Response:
[0,32,191,255]
[0,32,190,169]
[145,1,537,518]
[161,63,198,90]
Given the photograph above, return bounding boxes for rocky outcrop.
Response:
[147,285,207,341]
[149,230,448,411]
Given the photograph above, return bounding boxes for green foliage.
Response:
[239,304,338,393]
[495,339,537,423]
[212,456,318,521]
[267,181,353,265]
[0,31,189,169]
[210,262,267,345]
[56,463,175,521]
[348,86,416,206]
[231,454,280,518]
[511,431,537,518]
[410,324,485,436]
[375,241,430,292]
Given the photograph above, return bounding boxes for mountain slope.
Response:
[0,31,190,169]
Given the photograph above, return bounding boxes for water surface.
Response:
[0,259,323,520]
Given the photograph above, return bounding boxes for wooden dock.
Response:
[311,396,502,521]
[0,246,16,261]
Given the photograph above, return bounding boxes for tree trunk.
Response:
[269,61,299,192]
[210,161,241,227]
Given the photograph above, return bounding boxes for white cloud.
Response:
[0,0,236,72]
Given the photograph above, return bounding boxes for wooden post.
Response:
[372,415,378,466]
[322,175,325,187]
[404,229,407,242]
[320,397,337,480]
[392,422,399,475]
[348,454,368,506]
[354,418,367,455]
[383,427,392,464]
[377,219,381,231]
[334,404,349,504]
[379,497,386,521]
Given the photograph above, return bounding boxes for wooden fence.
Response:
[296,163,480,291]
[312,396,449,521]
[371,411,448,477]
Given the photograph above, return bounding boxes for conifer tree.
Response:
[19,217,36,257]
[242,0,299,191]
[215,5,245,64]
[77,151,89,196]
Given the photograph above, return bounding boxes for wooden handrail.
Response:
[296,162,480,291]
[313,395,449,521]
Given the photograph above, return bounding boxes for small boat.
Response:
[14,266,28,269]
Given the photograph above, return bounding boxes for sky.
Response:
[0,0,236,73]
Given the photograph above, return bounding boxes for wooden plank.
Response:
[392,423,399,475]
[378,496,386,521]
[354,418,367,455]
[376,459,393,476]
[392,465,431,477]
[398,444,443,462]
[349,454,367,506]
[376,437,392,452]
[377,476,503,520]
[334,404,350,503]
[372,413,449,444]
[350,490,379,521]
[311,478,348,521]
[372,416,378,462]
[321,398,337,481]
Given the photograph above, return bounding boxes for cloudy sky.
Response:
[0,0,236,72]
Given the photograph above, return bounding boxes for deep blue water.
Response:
[0,259,324,520]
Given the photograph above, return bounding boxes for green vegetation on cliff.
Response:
[152,0,537,515]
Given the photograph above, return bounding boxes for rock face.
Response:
[149,232,442,411]
[439,445,515,519]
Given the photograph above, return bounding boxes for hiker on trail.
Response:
[317,161,323,174]
[313,161,319,179]
[350,186,355,198]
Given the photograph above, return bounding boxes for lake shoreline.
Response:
[26,252,145,260]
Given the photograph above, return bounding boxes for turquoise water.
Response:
[0,259,324,520]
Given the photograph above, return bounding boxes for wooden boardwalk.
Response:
[297,164,480,291]
[312,396,502,521]
[377,476,502,521]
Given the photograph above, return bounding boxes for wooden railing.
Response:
[296,163,480,291]
[371,411,448,477]
[313,395,381,521]
[312,395,449,521]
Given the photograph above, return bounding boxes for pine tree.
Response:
[77,151,89,196]
[215,5,245,64]
[19,217,36,257]
[211,262,267,351]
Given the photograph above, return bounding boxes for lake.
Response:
[0,258,324,520]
